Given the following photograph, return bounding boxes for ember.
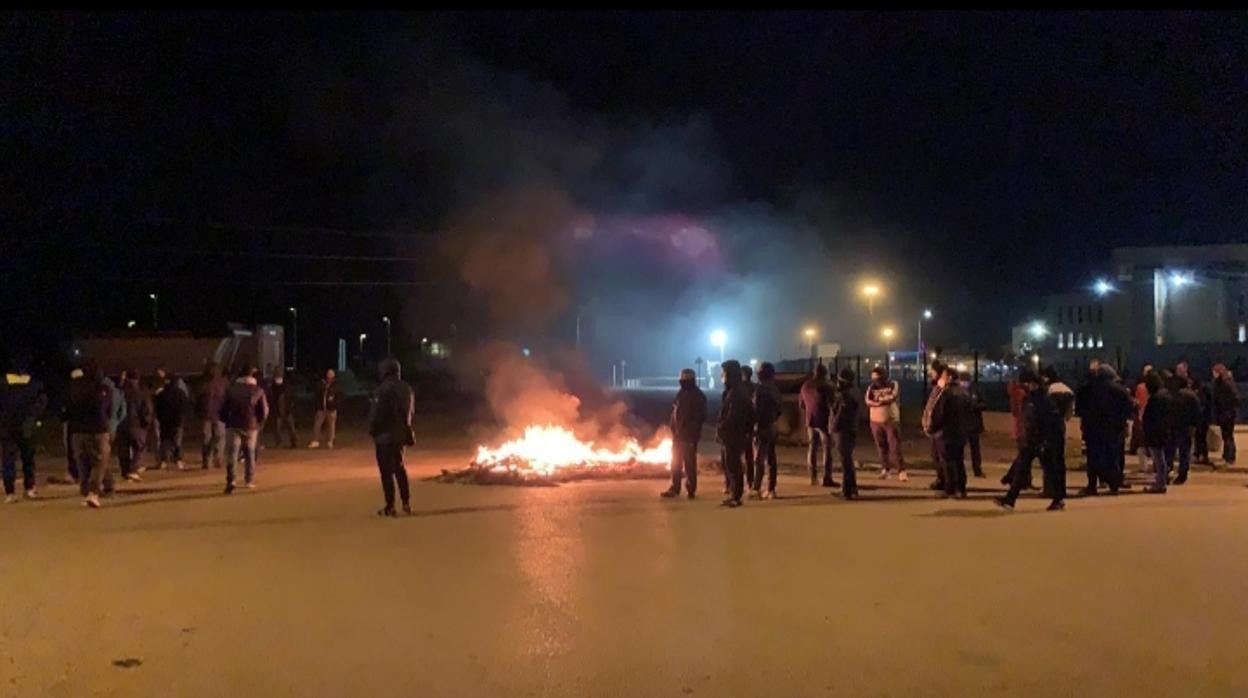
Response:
[438,425,675,485]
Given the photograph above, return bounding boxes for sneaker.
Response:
[326,442,335,450]
[3,495,16,504]
[23,489,37,500]
[224,482,236,495]
[720,497,742,508]
[879,469,891,480]
[762,490,775,500]
[136,466,147,474]
[125,473,143,483]
[378,507,397,518]
[402,503,412,516]
[749,489,762,500]
[155,461,167,471]
[1046,500,1066,512]
[244,482,255,489]
[176,461,186,471]
[686,492,696,500]
[992,496,1014,511]
[897,471,909,483]
[1143,485,1167,494]
[659,488,681,499]
[308,441,321,449]
[85,493,101,508]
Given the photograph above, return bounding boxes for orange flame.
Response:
[474,425,673,477]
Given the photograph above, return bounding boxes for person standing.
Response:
[799,364,835,486]
[269,372,298,448]
[116,370,153,482]
[1042,367,1074,504]
[148,366,169,468]
[1171,373,1201,485]
[963,372,986,478]
[751,362,782,500]
[1211,363,1240,466]
[995,369,1063,512]
[369,359,415,517]
[1076,365,1106,496]
[864,366,907,481]
[308,368,342,449]
[926,366,970,499]
[1002,372,1036,489]
[738,365,758,493]
[1128,364,1153,457]
[921,362,949,492]
[65,360,116,509]
[1096,365,1133,494]
[662,368,707,500]
[1,363,47,503]
[1141,374,1173,494]
[830,368,861,500]
[220,365,269,494]
[154,375,190,470]
[717,360,754,508]
[197,362,228,469]
[1192,375,1214,466]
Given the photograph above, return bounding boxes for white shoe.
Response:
[898,471,910,482]
[326,442,335,450]
[156,461,167,471]
[879,469,891,480]
[176,461,186,471]
[244,482,255,489]
[24,489,37,500]
[125,473,143,483]
[136,466,147,474]
[85,493,101,508]
[308,441,321,449]
[4,495,16,504]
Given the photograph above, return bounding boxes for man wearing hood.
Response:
[663,368,707,499]
[751,362,782,500]
[65,360,119,509]
[995,369,1063,512]
[799,364,835,487]
[717,360,754,508]
[270,371,298,448]
[220,365,269,494]
[830,368,862,500]
[197,362,228,469]
[154,374,190,470]
[369,359,415,516]
[864,366,906,481]
[926,366,971,499]
[1211,363,1240,466]
[1,360,47,503]
[116,370,153,483]
[1042,366,1074,503]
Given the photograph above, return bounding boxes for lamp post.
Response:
[710,329,726,363]
[861,283,881,320]
[149,293,158,330]
[382,316,392,357]
[880,326,895,375]
[917,309,932,373]
[358,333,367,360]
[803,326,817,367]
[288,307,298,372]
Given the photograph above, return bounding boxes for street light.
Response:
[880,326,895,341]
[710,329,726,362]
[382,315,392,357]
[1169,271,1193,288]
[917,308,932,362]
[358,333,367,358]
[1029,321,1048,339]
[149,293,158,330]
[288,307,298,372]
[1093,279,1114,296]
[861,283,881,318]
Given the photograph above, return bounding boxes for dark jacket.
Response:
[220,379,270,431]
[1020,389,1057,450]
[670,380,709,443]
[270,380,294,418]
[830,385,861,435]
[1213,377,1241,423]
[1141,390,1172,447]
[65,374,114,435]
[122,380,154,436]
[799,378,832,429]
[966,382,986,435]
[0,373,47,441]
[153,379,189,431]
[1075,372,1099,430]
[197,375,229,421]
[717,361,755,448]
[1173,386,1202,429]
[1092,369,1133,434]
[369,376,415,446]
[318,378,344,412]
[926,382,970,442]
[1194,380,1214,424]
[753,380,782,437]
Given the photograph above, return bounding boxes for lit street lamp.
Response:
[382,315,392,357]
[358,333,367,358]
[288,307,298,372]
[917,308,932,363]
[803,326,817,365]
[861,283,881,319]
[1093,279,1114,296]
[710,329,727,363]
[149,293,158,330]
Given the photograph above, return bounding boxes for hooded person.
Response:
[662,368,708,499]
[830,368,862,500]
[369,358,415,516]
[219,364,269,494]
[64,360,118,508]
[1,360,48,503]
[995,369,1064,512]
[269,371,298,448]
[738,364,758,494]
[926,366,971,499]
[751,362,782,499]
[1086,364,1132,495]
[1042,366,1074,502]
[962,372,986,478]
[116,370,153,482]
[153,374,191,470]
[717,360,755,508]
[864,365,906,481]
[799,363,836,487]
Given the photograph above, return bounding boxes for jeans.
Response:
[202,419,225,468]
[929,437,945,483]
[272,415,297,448]
[835,431,857,495]
[807,427,832,480]
[1220,420,1237,464]
[117,428,147,477]
[312,410,338,445]
[670,439,699,495]
[722,442,746,502]
[225,429,259,485]
[1,437,36,495]
[753,431,778,493]
[869,421,903,472]
[159,425,184,464]
[375,440,411,509]
[72,432,112,497]
[1146,447,1169,489]
[940,437,967,495]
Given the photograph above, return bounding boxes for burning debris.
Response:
[437,425,676,485]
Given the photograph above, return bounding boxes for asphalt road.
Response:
[3,438,1247,697]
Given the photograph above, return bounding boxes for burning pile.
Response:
[438,425,674,485]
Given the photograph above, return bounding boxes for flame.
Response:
[474,425,673,477]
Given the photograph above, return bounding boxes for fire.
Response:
[473,425,673,477]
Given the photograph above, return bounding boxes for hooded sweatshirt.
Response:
[863,377,901,424]
[717,360,755,448]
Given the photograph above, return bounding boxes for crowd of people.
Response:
[662,356,1242,511]
[0,358,412,514]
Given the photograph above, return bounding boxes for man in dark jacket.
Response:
[197,362,229,469]
[116,370,153,482]
[799,364,835,487]
[751,362,782,499]
[269,372,298,448]
[369,359,415,517]
[1042,367,1075,504]
[154,376,190,470]
[830,368,861,500]
[309,368,343,449]
[1090,365,1133,495]
[1170,374,1202,485]
[995,369,1063,511]
[1075,365,1102,494]
[963,372,986,478]
[663,368,707,499]
[1140,374,1174,493]
[65,360,115,509]
[924,361,949,491]
[738,365,758,492]
[1,363,47,503]
[1212,363,1240,466]
[717,360,754,508]
[219,365,269,494]
[926,366,971,499]
[1192,375,1214,466]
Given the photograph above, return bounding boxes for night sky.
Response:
[6,12,1247,375]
